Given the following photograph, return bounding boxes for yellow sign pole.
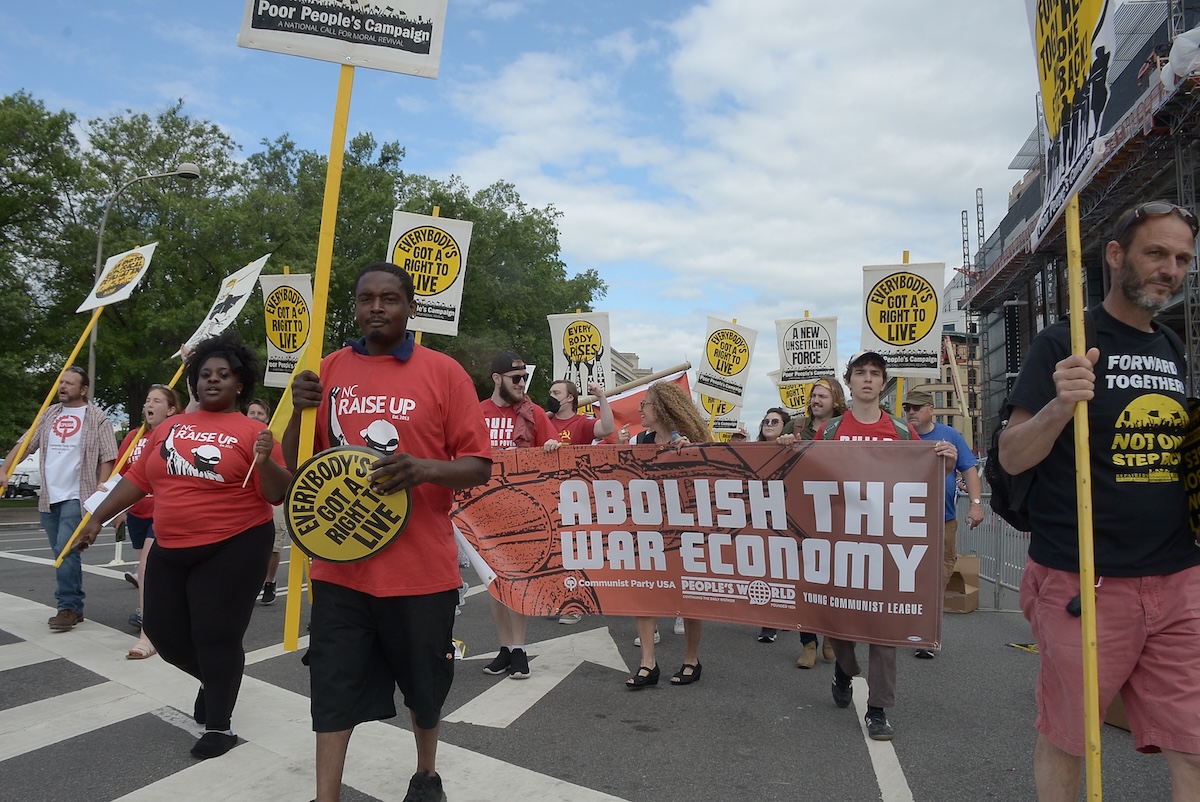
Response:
[1065,195,1102,799]
[285,63,356,653]
[894,252,910,407]
[54,362,187,565]
[4,308,105,480]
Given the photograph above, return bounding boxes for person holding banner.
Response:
[1,366,117,632]
[818,352,956,741]
[112,383,182,659]
[1000,202,1200,801]
[480,351,562,679]
[285,263,492,802]
[548,379,615,445]
[796,376,847,667]
[77,334,291,760]
[626,380,710,689]
[794,376,846,441]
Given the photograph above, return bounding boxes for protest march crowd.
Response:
[3,199,1200,802]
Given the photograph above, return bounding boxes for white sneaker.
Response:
[558,612,583,624]
[633,628,661,646]
[674,617,685,635]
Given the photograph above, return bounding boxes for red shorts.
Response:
[1020,558,1200,755]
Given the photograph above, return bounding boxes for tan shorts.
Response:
[272,505,287,552]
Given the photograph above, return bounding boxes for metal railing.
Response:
[954,492,1029,609]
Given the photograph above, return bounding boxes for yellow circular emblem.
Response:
[778,383,810,411]
[96,253,147,299]
[705,329,750,377]
[391,226,462,297]
[562,319,602,363]
[264,286,310,354]
[865,271,937,346]
[285,446,411,563]
[700,394,734,417]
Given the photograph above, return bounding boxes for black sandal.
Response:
[671,662,702,685]
[626,664,660,690]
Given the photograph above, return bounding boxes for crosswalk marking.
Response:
[0,591,628,802]
[0,640,55,672]
[0,682,158,761]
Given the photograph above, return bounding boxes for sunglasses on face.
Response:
[762,418,783,426]
[505,373,527,384]
[1115,201,1199,241]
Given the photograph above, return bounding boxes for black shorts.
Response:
[308,580,457,732]
[127,513,154,550]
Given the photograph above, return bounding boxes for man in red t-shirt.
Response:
[548,379,615,445]
[285,263,492,802]
[816,351,955,743]
[477,352,560,680]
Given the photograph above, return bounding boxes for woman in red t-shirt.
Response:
[111,384,182,659]
[80,333,291,761]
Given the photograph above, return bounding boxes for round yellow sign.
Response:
[285,446,411,563]
[865,271,938,346]
[264,285,310,354]
[391,226,463,297]
[700,394,734,417]
[96,253,147,298]
[563,319,602,363]
[778,382,810,412]
[705,329,750,377]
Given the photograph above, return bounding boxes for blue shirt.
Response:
[914,422,977,521]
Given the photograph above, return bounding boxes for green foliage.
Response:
[3,92,606,439]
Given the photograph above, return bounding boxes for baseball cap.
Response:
[491,352,525,375]
[902,389,935,407]
[847,350,886,368]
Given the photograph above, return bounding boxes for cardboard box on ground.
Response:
[944,554,980,614]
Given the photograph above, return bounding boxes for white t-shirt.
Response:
[43,408,84,503]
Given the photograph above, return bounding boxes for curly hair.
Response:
[807,376,847,418]
[186,332,259,406]
[644,381,710,443]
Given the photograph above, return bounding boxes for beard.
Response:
[499,381,524,405]
[1118,264,1178,312]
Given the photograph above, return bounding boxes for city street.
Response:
[0,517,1174,801]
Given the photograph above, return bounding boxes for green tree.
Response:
[0,92,84,447]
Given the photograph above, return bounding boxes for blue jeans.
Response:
[42,500,84,614]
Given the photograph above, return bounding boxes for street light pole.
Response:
[87,162,201,400]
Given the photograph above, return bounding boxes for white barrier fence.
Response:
[954,492,1029,610]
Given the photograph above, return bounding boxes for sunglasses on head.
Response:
[1115,201,1199,241]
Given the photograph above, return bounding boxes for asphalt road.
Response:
[0,520,1176,801]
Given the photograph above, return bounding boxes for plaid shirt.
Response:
[28,403,118,514]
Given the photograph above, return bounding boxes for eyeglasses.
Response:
[1114,201,1199,242]
[639,401,651,409]
[762,418,783,426]
[505,373,527,384]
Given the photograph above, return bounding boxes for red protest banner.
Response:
[453,440,944,648]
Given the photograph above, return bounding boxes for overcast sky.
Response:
[0,1,1041,421]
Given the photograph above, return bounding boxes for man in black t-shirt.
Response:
[1000,201,1200,801]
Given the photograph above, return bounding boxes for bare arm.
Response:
[282,370,323,472]
[999,348,1099,475]
[367,454,491,496]
[962,465,983,528]
[254,429,292,504]
[588,382,615,439]
[77,478,148,549]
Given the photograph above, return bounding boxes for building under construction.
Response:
[963,2,1200,434]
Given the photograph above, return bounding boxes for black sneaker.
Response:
[757,628,777,643]
[914,649,935,659]
[865,709,894,741]
[402,770,446,802]
[482,647,511,675]
[190,731,238,759]
[832,664,853,709]
[508,648,530,679]
[261,582,277,605]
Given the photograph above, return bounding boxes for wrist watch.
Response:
[970,498,982,505]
